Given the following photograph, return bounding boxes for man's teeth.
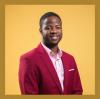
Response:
[51,36,57,39]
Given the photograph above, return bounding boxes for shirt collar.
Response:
[41,42,62,58]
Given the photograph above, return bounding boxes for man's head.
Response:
[39,12,62,48]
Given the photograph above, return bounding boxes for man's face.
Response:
[40,16,62,46]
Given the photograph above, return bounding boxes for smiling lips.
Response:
[51,36,58,40]
[50,35,59,40]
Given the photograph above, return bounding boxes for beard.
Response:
[42,36,62,49]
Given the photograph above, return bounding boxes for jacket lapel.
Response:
[37,44,62,93]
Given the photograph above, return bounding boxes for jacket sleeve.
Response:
[72,57,83,95]
[18,56,39,95]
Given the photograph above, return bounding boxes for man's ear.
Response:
[39,28,42,35]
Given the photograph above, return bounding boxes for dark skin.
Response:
[39,16,62,54]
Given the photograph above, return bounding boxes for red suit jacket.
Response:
[19,43,83,95]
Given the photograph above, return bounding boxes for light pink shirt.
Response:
[41,42,64,91]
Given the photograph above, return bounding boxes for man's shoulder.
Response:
[20,43,44,60]
[62,50,74,60]
[20,47,39,60]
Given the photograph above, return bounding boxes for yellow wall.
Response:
[5,5,95,95]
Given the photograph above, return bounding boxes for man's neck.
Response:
[50,45,58,54]
[42,42,59,54]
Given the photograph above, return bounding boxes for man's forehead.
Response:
[42,16,61,24]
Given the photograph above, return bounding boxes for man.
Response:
[19,12,83,95]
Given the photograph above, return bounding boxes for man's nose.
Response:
[50,27,57,33]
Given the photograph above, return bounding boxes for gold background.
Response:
[5,5,95,95]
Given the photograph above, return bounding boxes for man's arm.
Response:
[18,56,39,94]
[72,57,83,95]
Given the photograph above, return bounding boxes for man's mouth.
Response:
[51,36,58,39]
[50,36,58,40]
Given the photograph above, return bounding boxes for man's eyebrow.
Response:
[46,22,62,25]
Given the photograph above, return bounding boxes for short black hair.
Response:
[39,12,61,27]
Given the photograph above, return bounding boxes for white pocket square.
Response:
[68,69,75,71]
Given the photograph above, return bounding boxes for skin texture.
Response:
[39,16,62,54]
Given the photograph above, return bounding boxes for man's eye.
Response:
[56,26,61,29]
[45,27,51,30]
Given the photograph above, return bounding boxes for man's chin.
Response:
[43,40,60,48]
[49,41,59,47]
